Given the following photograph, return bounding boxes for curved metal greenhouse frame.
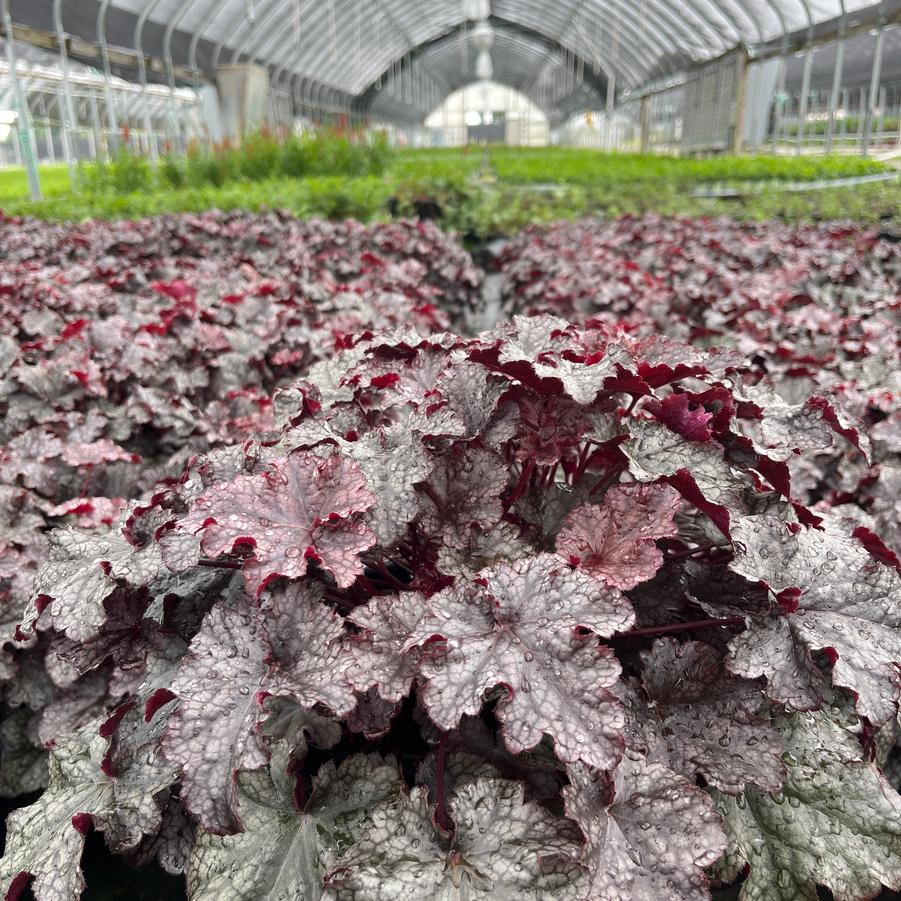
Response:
[1,0,897,117]
[0,0,899,192]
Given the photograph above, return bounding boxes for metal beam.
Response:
[135,0,167,158]
[751,0,900,59]
[189,0,230,76]
[823,6,846,153]
[211,1,260,71]
[1,0,40,198]
[52,0,77,182]
[228,0,280,63]
[861,8,886,155]
[795,43,813,154]
[96,0,120,139]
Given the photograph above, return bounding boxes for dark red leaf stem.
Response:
[197,557,243,570]
[665,542,729,561]
[569,443,592,485]
[435,731,450,833]
[620,616,744,639]
[369,561,409,591]
[589,463,625,496]
[503,459,535,512]
[77,465,95,498]
[540,462,560,489]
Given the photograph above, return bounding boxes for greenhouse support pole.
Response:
[733,49,748,154]
[840,88,850,141]
[861,24,885,156]
[824,25,846,154]
[163,0,201,154]
[45,123,55,163]
[134,1,163,160]
[857,87,866,150]
[1,0,41,199]
[795,48,813,155]
[88,90,104,161]
[773,44,788,145]
[136,52,156,159]
[606,74,615,113]
[97,0,119,147]
[639,94,651,153]
[53,0,78,188]
[795,44,813,156]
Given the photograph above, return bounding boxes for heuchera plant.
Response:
[3,312,901,900]
[0,213,475,795]
[499,215,901,557]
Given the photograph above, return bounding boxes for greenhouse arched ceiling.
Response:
[3,0,900,123]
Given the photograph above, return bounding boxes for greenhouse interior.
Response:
[1,2,901,901]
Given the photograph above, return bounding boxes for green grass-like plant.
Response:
[1,146,898,234]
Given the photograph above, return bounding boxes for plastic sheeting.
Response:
[7,0,896,112]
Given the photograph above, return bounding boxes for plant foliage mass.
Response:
[0,211,900,901]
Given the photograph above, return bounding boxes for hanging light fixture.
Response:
[475,49,493,80]
[471,20,494,52]
[462,0,490,21]
[468,7,494,82]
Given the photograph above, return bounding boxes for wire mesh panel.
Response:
[680,47,745,153]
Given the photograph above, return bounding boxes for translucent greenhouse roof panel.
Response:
[364,21,609,122]
[5,0,898,113]
[106,0,467,95]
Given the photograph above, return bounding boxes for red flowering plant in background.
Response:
[3,309,900,901]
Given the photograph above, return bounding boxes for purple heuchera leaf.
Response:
[260,696,342,761]
[564,753,727,901]
[727,514,901,725]
[162,584,356,835]
[188,750,400,901]
[434,360,506,437]
[622,639,785,794]
[262,581,356,717]
[161,596,270,835]
[339,426,433,546]
[530,344,633,405]
[0,704,176,901]
[645,393,714,443]
[713,707,901,901]
[412,554,634,768]
[734,386,843,462]
[25,528,163,642]
[622,419,747,538]
[556,483,681,590]
[419,445,508,550]
[345,592,443,704]
[323,772,582,900]
[181,452,376,594]
[344,688,401,740]
[123,795,194,878]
